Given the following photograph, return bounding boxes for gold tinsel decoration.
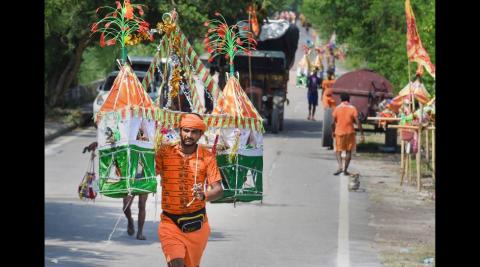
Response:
[125,31,151,46]
[169,67,182,98]
[156,21,176,37]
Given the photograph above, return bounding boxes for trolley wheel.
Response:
[271,107,280,134]
[322,108,334,148]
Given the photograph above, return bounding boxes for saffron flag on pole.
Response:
[405,0,435,79]
[247,5,260,37]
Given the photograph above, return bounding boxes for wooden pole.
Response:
[367,117,401,121]
[248,10,253,101]
[400,139,405,170]
[177,94,182,111]
[432,127,435,181]
[416,127,422,191]
[426,127,429,161]
[408,153,411,185]
[400,139,405,185]
[388,124,420,130]
[408,60,412,85]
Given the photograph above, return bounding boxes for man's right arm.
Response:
[354,114,365,143]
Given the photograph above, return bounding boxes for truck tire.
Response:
[271,107,280,134]
[322,108,333,148]
[279,111,284,131]
[385,128,398,147]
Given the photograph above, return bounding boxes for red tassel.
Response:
[212,134,219,155]
[88,187,95,199]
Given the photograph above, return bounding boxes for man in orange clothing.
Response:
[82,141,148,240]
[321,71,337,109]
[156,113,223,267]
[332,93,365,176]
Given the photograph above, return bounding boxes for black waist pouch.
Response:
[163,208,206,233]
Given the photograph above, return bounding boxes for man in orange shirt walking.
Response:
[321,71,337,109]
[156,113,224,267]
[332,93,365,175]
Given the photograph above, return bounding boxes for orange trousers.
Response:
[335,133,356,152]
[158,214,211,267]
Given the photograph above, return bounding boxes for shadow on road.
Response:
[45,243,118,267]
[356,142,401,154]
[208,231,232,242]
[264,118,323,139]
[45,201,159,246]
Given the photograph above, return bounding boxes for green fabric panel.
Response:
[99,148,129,177]
[115,149,129,177]
[140,152,155,178]
[98,145,156,198]
[213,154,263,203]
[129,149,140,178]
[99,177,157,198]
[99,152,114,178]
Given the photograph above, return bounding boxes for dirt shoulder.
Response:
[354,143,435,266]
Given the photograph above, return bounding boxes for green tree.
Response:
[45,0,103,108]
[46,0,297,110]
[45,0,161,109]
[300,0,435,94]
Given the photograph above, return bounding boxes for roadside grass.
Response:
[380,244,435,267]
[46,107,83,125]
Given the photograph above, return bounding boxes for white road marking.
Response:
[337,174,350,267]
[267,162,277,178]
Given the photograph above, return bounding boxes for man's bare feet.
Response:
[136,233,146,240]
[127,218,135,236]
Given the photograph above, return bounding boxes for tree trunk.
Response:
[53,33,91,107]
[51,56,75,107]
[46,66,65,109]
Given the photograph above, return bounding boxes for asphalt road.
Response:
[45,23,382,267]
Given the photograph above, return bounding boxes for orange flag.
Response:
[405,0,435,79]
[247,5,260,37]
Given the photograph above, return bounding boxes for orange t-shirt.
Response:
[155,143,222,215]
[332,101,359,135]
[321,79,336,108]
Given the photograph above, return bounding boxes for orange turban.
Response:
[179,113,207,132]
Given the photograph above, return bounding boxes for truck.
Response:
[321,69,397,148]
